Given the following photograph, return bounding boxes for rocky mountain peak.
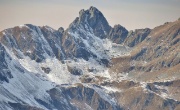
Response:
[70,6,111,39]
[78,6,102,23]
[89,6,99,12]
[58,27,64,33]
[108,24,128,44]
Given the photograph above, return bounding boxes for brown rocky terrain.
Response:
[110,19,180,82]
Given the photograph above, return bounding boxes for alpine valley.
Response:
[0,6,180,110]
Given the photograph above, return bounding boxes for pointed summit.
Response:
[70,6,111,39]
[78,6,102,23]
[89,6,99,11]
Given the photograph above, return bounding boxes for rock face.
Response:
[108,25,128,44]
[124,28,151,47]
[61,6,112,62]
[78,6,111,39]
[130,20,180,73]
[0,6,180,110]
[48,84,122,110]
[0,24,65,62]
[0,43,13,83]
[67,66,83,75]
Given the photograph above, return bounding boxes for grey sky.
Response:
[0,0,180,31]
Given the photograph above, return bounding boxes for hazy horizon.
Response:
[0,0,180,31]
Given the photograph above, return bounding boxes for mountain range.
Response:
[0,6,180,110]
